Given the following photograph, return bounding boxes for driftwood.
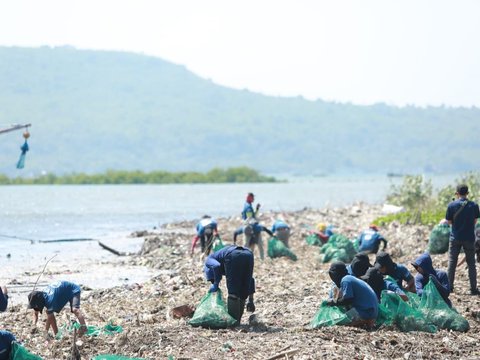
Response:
[38,238,94,243]
[98,241,136,256]
[265,348,300,360]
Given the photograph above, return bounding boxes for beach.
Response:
[2,203,480,359]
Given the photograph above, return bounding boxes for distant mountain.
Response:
[0,46,478,177]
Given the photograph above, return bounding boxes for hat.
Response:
[374,251,395,272]
[369,224,379,231]
[316,223,327,232]
[28,291,46,313]
[456,184,469,196]
[350,253,372,277]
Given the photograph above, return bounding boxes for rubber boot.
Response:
[227,295,245,325]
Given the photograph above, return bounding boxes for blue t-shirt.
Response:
[43,281,81,314]
[0,288,7,312]
[271,220,289,233]
[0,331,15,360]
[390,264,414,288]
[340,275,379,320]
[446,199,480,242]
[242,202,256,220]
[196,218,217,236]
[358,229,384,252]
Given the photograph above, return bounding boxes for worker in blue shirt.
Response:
[233,223,273,260]
[271,219,291,247]
[0,285,8,312]
[374,251,416,293]
[191,215,218,256]
[357,224,387,254]
[360,267,408,302]
[411,253,452,307]
[242,193,260,221]
[204,245,255,325]
[445,184,480,295]
[0,330,16,360]
[28,280,87,337]
[346,253,372,278]
[326,261,378,328]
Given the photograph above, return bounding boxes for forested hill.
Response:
[0,46,478,177]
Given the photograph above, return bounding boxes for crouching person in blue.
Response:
[360,267,408,302]
[191,215,218,256]
[28,280,87,337]
[357,224,387,254]
[271,219,291,247]
[326,261,378,328]
[204,245,255,325]
[0,330,15,360]
[374,251,416,293]
[233,223,273,260]
[411,253,452,307]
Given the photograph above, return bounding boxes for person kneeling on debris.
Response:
[271,219,291,247]
[314,223,334,244]
[357,224,387,254]
[28,280,87,337]
[360,267,408,302]
[204,245,255,325]
[374,251,416,293]
[233,222,273,260]
[0,330,16,360]
[347,253,372,278]
[326,261,378,328]
[191,215,218,256]
[411,253,452,307]
[0,285,8,312]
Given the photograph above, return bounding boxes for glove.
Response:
[246,301,255,312]
[325,299,336,307]
[209,283,219,293]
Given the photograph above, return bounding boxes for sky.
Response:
[0,0,479,107]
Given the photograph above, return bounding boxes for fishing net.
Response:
[189,289,237,329]
[309,301,351,328]
[427,224,450,254]
[9,342,42,360]
[267,237,298,261]
[320,234,356,263]
[418,280,469,332]
[56,321,123,339]
[305,234,322,246]
[212,236,225,252]
[91,356,147,360]
[375,291,436,333]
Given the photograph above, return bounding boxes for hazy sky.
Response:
[1,0,479,107]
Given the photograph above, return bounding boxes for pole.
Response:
[0,123,31,135]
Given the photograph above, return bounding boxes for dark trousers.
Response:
[200,234,214,254]
[448,240,477,291]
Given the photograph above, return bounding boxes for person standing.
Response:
[242,192,260,221]
[446,184,480,294]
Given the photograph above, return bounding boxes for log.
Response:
[98,241,135,256]
[265,348,299,360]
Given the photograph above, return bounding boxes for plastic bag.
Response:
[212,236,225,253]
[309,301,351,328]
[267,237,297,261]
[376,291,436,333]
[9,342,42,360]
[189,289,237,329]
[427,224,450,254]
[305,234,322,246]
[57,321,123,339]
[418,280,469,332]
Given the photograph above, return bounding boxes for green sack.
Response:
[267,237,298,261]
[91,356,147,360]
[212,236,225,252]
[418,280,469,332]
[376,291,436,333]
[320,234,356,263]
[309,301,351,328]
[427,224,450,254]
[189,289,237,329]
[57,321,123,339]
[9,342,42,360]
[305,234,322,246]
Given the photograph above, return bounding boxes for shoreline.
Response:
[2,203,480,359]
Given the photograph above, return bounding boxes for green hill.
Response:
[0,46,478,176]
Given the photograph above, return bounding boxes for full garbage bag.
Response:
[189,289,237,329]
[267,237,298,261]
[9,342,42,360]
[305,234,322,246]
[309,301,351,328]
[418,280,469,332]
[427,224,450,254]
[212,236,225,253]
[320,234,356,263]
